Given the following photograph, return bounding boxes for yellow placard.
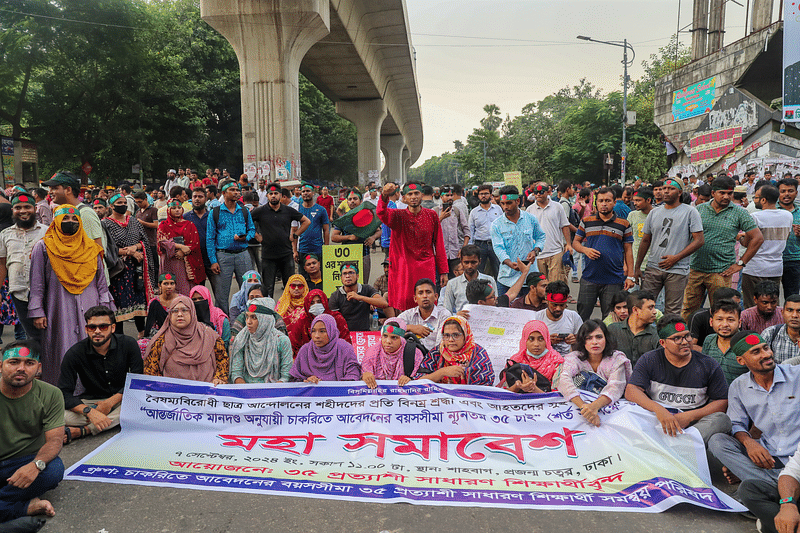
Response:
[503,171,522,193]
[322,244,364,296]
[487,326,505,335]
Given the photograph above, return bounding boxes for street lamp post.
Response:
[577,35,635,186]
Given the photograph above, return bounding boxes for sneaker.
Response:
[756,518,762,532]
[571,276,579,283]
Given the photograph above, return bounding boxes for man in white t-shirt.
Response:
[526,182,572,283]
[532,280,582,355]
[741,184,792,308]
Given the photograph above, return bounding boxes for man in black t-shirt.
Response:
[328,263,388,332]
[250,183,310,298]
[625,314,731,445]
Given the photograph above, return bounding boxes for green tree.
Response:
[480,104,502,132]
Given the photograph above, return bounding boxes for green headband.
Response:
[402,183,420,195]
[108,193,123,206]
[2,346,39,361]
[481,282,494,300]
[663,178,683,191]
[221,182,238,192]
[159,273,175,282]
[658,321,689,339]
[247,303,271,315]
[499,194,519,201]
[731,333,766,357]
[381,324,406,337]
[54,206,80,218]
[167,200,182,208]
[340,262,359,274]
[92,198,107,207]
[11,194,34,207]
[302,184,313,190]
[243,274,260,284]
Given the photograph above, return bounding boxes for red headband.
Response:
[547,293,568,303]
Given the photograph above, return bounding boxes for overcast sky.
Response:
[404,0,756,165]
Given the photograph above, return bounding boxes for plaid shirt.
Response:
[703,334,748,384]
[691,203,757,273]
[761,324,800,363]
[373,274,389,295]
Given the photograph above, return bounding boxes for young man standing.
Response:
[316,186,334,219]
[572,187,635,321]
[296,184,329,259]
[328,263,389,332]
[625,314,731,445]
[206,179,256,315]
[627,187,654,281]
[435,185,470,277]
[778,177,800,298]
[468,184,503,277]
[32,188,52,227]
[741,185,792,308]
[491,185,546,296]
[182,187,214,292]
[636,177,705,316]
[377,182,449,312]
[526,182,572,283]
[608,290,660,366]
[441,244,497,314]
[251,183,310,299]
[683,176,763,320]
[397,278,450,352]
[0,341,64,522]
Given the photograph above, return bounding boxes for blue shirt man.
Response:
[297,185,330,256]
[490,186,546,294]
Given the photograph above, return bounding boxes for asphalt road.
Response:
[3,249,761,533]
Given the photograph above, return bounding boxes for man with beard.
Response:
[377,182,448,312]
[0,341,64,523]
[572,187,634,321]
[434,186,469,278]
[532,281,582,355]
[0,194,47,343]
[707,330,800,530]
[703,299,746,384]
[468,184,502,277]
[251,183,310,299]
[509,271,548,311]
[778,177,800,297]
[740,281,784,334]
[761,295,800,363]
[398,278,450,352]
[183,187,214,291]
[328,263,388,332]
[296,184,329,259]
[58,306,142,443]
[91,198,107,220]
[683,176,763,320]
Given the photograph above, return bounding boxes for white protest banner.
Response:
[463,304,539,384]
[65,375,745,514]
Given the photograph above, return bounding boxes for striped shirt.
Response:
[576,214,633,285]
[761,324,800,363]
[691,203,757,273]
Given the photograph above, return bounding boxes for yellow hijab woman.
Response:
[43,204,104,294]
[275,274,309,317]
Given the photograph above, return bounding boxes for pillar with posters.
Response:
[785,1,800,122]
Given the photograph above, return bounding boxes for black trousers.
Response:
[261,255,295,299]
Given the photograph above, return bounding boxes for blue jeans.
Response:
[213,250,253,315]
[783,260,800,298]
[0,455,64,522]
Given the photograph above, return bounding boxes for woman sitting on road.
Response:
[558,319,632,427]
[287,289,351,355]
[229,298,293,384]
[361,318,422,388]
[414,316,493,386]
[499,320,563,393]
[290,314,361,383]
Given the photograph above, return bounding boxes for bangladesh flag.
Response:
[332,203,381,239]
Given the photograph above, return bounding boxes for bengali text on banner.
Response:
[65,375,745,513]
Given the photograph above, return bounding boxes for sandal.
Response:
[63,426,72,445]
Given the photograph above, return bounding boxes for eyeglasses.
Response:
[289,283,305,289]
[667,333,692,344]
[86,323,112,331]
[341,271,357,276]
[171,307,191,315]
[442,332,463,340]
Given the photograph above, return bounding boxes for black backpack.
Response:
[402,332,429,377]
[213,204,253,231]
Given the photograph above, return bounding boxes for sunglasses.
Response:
[86,323,112,331]
[289,283,305,289]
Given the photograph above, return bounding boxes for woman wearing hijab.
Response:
[229,298,293,383]
[103,193,156,337]
[230,286,290,339]
[361,318,422,388]
[229,270,262,322]
[28,204,114,384]
[275,274,309,329]
[499,320,564,393]
[558,319,632,427]
[157,199,204,296]
[143,294,228,384]
[287,289,351,355]
[290,314,361,383]
[414,316,494,386]
[190,285,231,351]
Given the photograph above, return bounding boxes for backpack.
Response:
[561,198,581,230]
[403,332,429,377]
[213,204,253,231]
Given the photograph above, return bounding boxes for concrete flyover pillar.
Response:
[707,0,726,52]
[200,0,330,181]
[691,0,710,59]
[336,99,387,188]
[402,148,411,183]
[750,0,773,33]
[380,135,405,185]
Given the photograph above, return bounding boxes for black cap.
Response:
[42,171,80,190]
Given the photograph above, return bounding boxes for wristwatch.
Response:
[779,496,796,505]
[82,405,92,415]
[736,259,746,266]
[34,460,46,472]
